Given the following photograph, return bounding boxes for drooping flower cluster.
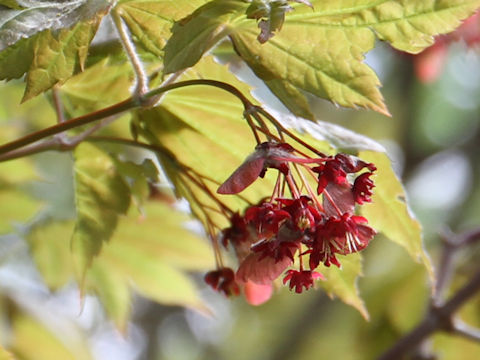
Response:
[204,141,377,302]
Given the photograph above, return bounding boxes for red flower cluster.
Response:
[204,142,377,302]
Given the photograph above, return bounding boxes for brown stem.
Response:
[0,79,257,158]
[0,98,136,156]
[52,87,65,123]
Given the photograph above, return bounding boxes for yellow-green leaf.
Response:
[0,0,110,50]
[116,0,207,57]
[320,253,369,319]
[359,151,434,281]
[367,0,480,54]
[60,58,133,114]
[11,313,93,360]
[98,202,214,312]
[265,78,315,120]
[0,35,35,80]
[26,221,74,290]
[72,143,131,277]
[137,56,274,230]
[22,19,101,102]
[231,24,388,115]
[0,187,41,234]
[163,0,249,74]
[87,260,131,331]
[0,345,14,360]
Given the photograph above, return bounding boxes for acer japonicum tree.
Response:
[1,1,480,359]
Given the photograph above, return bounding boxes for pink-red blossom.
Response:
[283,269,324,293]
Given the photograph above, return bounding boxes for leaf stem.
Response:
[111,9,149,97]
[144,79,254,110]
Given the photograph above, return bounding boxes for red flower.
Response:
[214,141,378,300]
[222,213,250,247]
[353,172,375,204]
[313,157,347,195]
[310,213,376,268]
[236,251,293,285]
[283,269,324,293]
[277,196,321,231]
[204,268,240,296]
[313,154,376,195]
[245,200,290,239]
[251,238,300,263]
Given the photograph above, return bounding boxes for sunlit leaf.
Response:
[71,143,131,277]
[137,56,273,230]
[0,36,34,81]
[320,253,368,319]
[25,200,212,328]
[359,151,434,281]
[86,259,131,331]
[102,242,208,311]
[230,25,388,115]
[276,112,386,153]
[0,345,14,360]
[22,19,101,102]
[60,58,133,114]
[0,187,41,234]
[264,79,315,120]
[26,221,74,290]
[116,0,207,57]
[366,0,480,54]
[113,158,159,209]
[107,202,214,271]
[0,0,110,51]
[233,0,480,114]
[97,202,213,311]
[163,0,249,74]
[11,313,93,360]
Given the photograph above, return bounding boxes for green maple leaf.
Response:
[71,143,131,278]
[116,0,207,57]
[0,0,110,51]
[164,0,480,115]
[27,201,214,330]
[22,19,101,102]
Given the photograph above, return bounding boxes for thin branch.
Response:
[51,86,66,123]
[435,227,480,303]
[111,9,149,97]
[0,79,256,158]
[0,117,118,162]
[378,270,480,360]
[434,229,458,304]
[0,98,136,157]
[452,320,480,342]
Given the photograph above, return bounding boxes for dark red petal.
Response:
[218,156,265,194]
[236,252,293,285]
[323,183,355,216]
